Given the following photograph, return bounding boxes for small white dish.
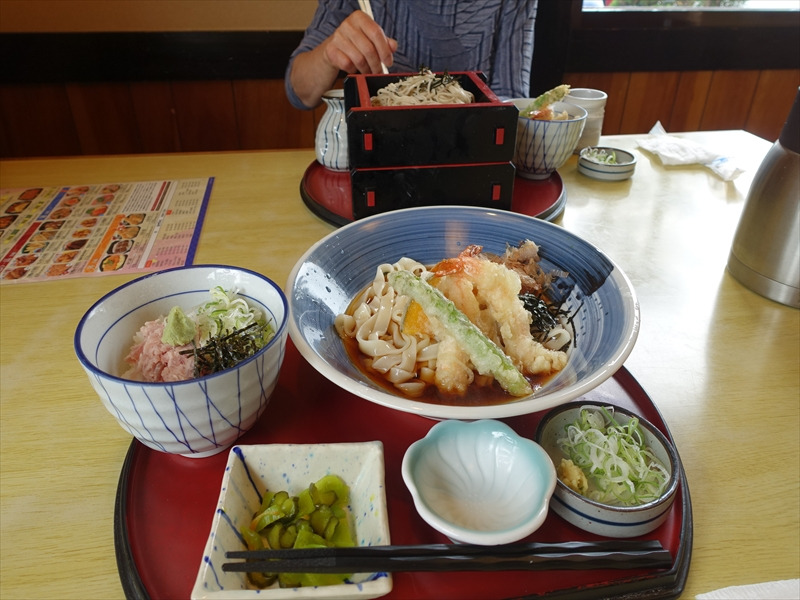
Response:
[191,442,392,599]
[402,419,556,545]
[578,147,637,181]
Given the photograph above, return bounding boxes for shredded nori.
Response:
[180,321,273,378]
[519,293,575,353]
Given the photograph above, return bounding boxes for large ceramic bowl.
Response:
[192,442,391,599]
[510,99,588,179]
[287,206,639,420]
[402,420,556,545]
[535,402,680,538]
[74,265,289,457]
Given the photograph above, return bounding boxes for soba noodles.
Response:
[371,69,475,106]
[334,242,571,401]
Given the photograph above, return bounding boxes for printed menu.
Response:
[0,178,213,284]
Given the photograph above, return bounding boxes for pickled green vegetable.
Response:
[241,474,355,589]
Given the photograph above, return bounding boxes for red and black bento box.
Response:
[343,72,518,220]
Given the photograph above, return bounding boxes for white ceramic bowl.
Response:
[74,265,289,458]
[191,442,392,600]
[402,419,556,545]
[510,99,588,179]
[535,401,680,538]
[578,147,637,181]
[287,205,639,420]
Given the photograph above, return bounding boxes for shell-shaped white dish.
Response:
[402,419,556,545]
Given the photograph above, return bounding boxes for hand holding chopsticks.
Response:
[223,540,672,574]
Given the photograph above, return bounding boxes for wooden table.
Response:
[1,131,798,598]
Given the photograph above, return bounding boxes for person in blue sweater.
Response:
[285,0,538,109]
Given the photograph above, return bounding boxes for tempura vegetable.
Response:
[520,84,571,118]
[388,270,533,397]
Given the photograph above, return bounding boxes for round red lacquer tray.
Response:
[299,161,567,226]
[114,339,692,600]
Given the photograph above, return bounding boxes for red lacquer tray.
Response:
[115,339,692,600]
[299,161,567,226]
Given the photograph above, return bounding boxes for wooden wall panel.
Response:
[745,69,800,142]
[129,81,182,154]
[170,81,240,152]
[670,71,713,133]
[699,70,761,132]
[0,83,80,156]
[2,69,797,159]
[65,82,142,155]
[620,72,682,134]
[233,79,322,150]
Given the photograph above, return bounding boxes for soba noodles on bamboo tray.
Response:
[370,68,475,106]
[334,241,571,405]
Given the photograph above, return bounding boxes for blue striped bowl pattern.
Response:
[287,205,639,420]
[402,420,556,545]
[315,89,350,172]
[74,265,289,457]
[534,401,679,538]
[191,442,392,599]
[510,100,588,179]
[578,146,637,181]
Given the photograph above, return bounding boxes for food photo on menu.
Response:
[0,178,213,283]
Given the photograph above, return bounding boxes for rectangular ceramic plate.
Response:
[191,442,392,600]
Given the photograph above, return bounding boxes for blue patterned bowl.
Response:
[402,420,556,545]
[287,206,639,420]
[74,265,288,457]
[510,100,587,179]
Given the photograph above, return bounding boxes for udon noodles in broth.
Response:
[335,241,572,405]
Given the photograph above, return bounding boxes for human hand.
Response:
[321,10,397,74]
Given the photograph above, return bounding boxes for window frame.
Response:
[564,0,800,72]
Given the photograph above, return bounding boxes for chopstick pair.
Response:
[223,540,672,574]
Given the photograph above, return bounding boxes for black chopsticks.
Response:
[223,540,672,574]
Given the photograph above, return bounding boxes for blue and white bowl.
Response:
[74,265,289,457]
[535,402,680,538]
[578,146,637,181]
[287,205,639,420]
[510,100,588,179]
[192,442,391,599]
[402,420,556,545]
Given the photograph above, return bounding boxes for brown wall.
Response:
[1,68,798,158]
[0,0,317,32]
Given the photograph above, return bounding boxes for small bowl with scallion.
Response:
[578,146,637,181]
[534,401,679,538]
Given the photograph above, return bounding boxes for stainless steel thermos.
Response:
[727,88,800,308]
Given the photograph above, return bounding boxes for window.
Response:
[563,0,800,72]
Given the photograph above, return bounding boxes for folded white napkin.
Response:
[637,121,744,181]
[696,578,799,599]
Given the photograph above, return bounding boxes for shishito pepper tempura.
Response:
[335,241,571,404]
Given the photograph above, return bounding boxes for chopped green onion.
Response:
[556,406,670,506]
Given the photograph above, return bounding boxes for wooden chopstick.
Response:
[357,0,390,74]
[223,540,672,573]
